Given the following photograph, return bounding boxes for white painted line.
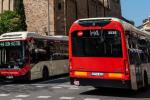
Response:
[18,85,25,86]
[37,96,51,99]
[84,98,100,100]
[69,86,79,90]
[11,99,23,100]
[59,96,75,100]
[52,86,62,89]
[0,94,10,96]
[15,95,30,98]
[36,85,45,88]
[33,84,48,86]
[88,87,95,90]
[6,85,13,86]
[57,85,72,88]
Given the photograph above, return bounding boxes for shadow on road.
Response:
[80,87,150,98]
[0,74,69,85]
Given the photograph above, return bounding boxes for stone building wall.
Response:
[105,0,122,18]
[0,0,122,35]
[65,0,77,34]
[76,0,88,19]
[0,0,15,13]
[54,0,66,35]
[23,0,55,35]
[65,0,105,34]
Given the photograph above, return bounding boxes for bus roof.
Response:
[75,17,121,23]
[48,35,68,41]
[0,32,41,41]
[0,32,68,41]
[75,17,150,39]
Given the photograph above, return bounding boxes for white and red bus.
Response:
[0,32,68,81]
[69,17,150,90]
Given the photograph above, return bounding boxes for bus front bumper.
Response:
[0,72,30,82]
[70,77,131,89]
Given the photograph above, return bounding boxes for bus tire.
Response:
[144,71,148,90]
[25,71,31,81]
[42,67,49,80]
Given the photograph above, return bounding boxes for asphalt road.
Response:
[0,77,150,100]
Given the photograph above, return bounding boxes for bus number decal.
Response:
[108,31,117,35]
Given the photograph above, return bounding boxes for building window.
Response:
[58,2,62,10]
[107,0,111,9]
[103,0,111,9]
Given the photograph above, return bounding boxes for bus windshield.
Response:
[0,41,25,69]
[72,30,122,57]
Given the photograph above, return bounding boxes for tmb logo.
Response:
[90,30,100,36]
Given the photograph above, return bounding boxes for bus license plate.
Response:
[91,72,104,76]
[6,76,14,79]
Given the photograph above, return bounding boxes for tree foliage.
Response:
[0,10,23,34]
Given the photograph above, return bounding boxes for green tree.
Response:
[15,0,27,31]
[0,10,23,34]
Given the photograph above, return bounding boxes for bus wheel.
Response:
[42,67,49,80]
[144,72,148,90]
[25,71,31,81]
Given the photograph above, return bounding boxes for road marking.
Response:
[88,87,95,90]
[52,86,62,89]
[18,85,25,86]
[84,98,100,100]
[57,84,72,88]
[36,85,46,88]
[59,96,75,99]
[37,96,51,99]
[0,94,10,96]
[5,85,14,86]
[33,84,48,86]
[69,86,79,90]
[15,95,30,98]
[11,99,23,100]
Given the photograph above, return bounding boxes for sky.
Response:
[121,0,150,26]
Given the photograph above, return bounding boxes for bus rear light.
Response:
[70,66,72,70]
[77,31,83,37]
[69,59,72,70]
[74,71,87,76]
[108,73,123,79]
[124,60,129,75]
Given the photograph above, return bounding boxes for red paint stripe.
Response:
[0,65,31,76]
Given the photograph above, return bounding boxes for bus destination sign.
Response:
[0,41,21,47]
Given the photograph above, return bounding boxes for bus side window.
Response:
[148,42,150,63]
[30,39,48,63]
[50,41,68,60]
[133,36,141,65]
[137,38,148,63]
[127,34,134,64]
[127,34,141,65]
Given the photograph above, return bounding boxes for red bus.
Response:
[69,17,150,90]
[0,32,68,81]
